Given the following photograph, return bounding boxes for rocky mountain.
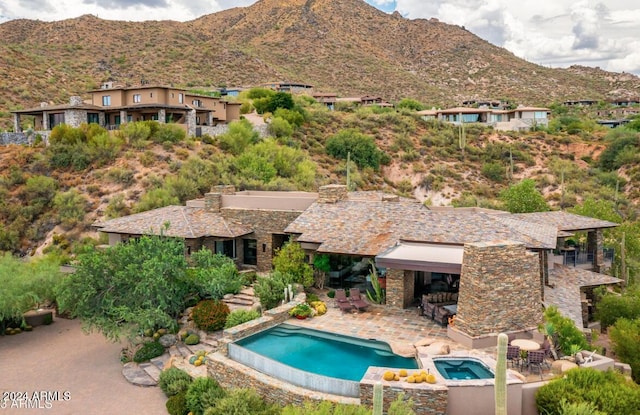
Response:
[0,0,639,127]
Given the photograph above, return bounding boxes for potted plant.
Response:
[289,303,314,319]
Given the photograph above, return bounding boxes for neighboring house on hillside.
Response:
[610,97,640,107]
[562,99,599,107]
[461,99,510,109]
[11,82,242,137]
[94,184,621,348]
[262,81,314,94]
[417,105,551,131]
[312,93,337,110]
[335,96,393,107]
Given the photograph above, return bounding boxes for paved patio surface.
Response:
[0,317,166,415]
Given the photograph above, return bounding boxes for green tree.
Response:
[267,117,293,138]
[326,129,384,170]
[272,241,314,287]
[55,235,189,341]
[266,92,295,113]
[499,179,549,213]
[598,128,639,171]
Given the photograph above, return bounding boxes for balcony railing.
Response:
[558,248,614,268]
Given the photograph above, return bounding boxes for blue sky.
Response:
[0,0,638,75]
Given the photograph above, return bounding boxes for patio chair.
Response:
[526,350,546,379]
[540,339,554,367]
[422,301,436,320]
[335,289,355,313]
[506,345,521,370]
[349,288,369,312]
[434,306,451,326]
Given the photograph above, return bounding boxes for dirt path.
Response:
[0,317,166,415]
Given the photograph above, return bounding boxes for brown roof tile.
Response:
[512,211,619,232]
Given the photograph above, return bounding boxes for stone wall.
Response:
[200,123,268,138]
[455,241,542,337]
[317,184,348,203]
[360,381,448,415]
[0,131,50,146]
[587,229,604,273]
[65,109,87,128]
[222,209,303,272]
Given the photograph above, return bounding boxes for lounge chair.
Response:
[335,289,355,313]
[349,288,369,311]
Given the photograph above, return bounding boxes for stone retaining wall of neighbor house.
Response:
[1,131,50,146]
[199,123,268,138]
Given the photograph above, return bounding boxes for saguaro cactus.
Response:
[495,333,508,415]
[373,382,383,415]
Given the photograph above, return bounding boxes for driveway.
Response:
[0,317,166,414]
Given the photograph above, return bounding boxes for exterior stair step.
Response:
[139,362,162,383]
[222,297,254,305]
[122,362,157,387]
[176,344,191,358]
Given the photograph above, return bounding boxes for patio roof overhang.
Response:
[375,241,464,273]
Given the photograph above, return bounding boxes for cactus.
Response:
[373,382,383,415]
[495,333,508,415]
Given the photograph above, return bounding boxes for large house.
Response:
[11,82,242,137]
[94,185,620,347]
[418,105,551,131]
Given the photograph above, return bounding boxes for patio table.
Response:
[511,339,540,351]
[442,304,458,315]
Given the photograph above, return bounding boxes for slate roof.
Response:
[93,206,252,239]
[285,194,558,256]
[545,266,622,327]
[512,211,619,232]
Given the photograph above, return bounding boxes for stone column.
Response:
[208,112,214,126]
[587,230,604,273]
[120,110,128,125]
[98,112,106,128]
[187,109,197,137]
[13,113,21,132]
[204,193,222,213]
[455,241,542,337]
[158,109,166,124]
[385,268,405,309]
[42,112,49,130]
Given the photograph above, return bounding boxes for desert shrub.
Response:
[133,341,165,363]
[105,194,129,219]
[191,300,230,332]
[218,119,259,155]
[49,124,86,145]
[594,289,640,329]
[159,367,193,397]
[163,176,199,203]
[24,175,57,210]
[186,377,226,415]
[87,131,123,166]
[396,98,425,111]
[120,121,152,144]
[253,272,288,310]
[499,179,549,213]
[281,400,371,415]
[224,309,261,329]
[187,249,243,299]
[184,334,200,345]
[166,391,189,415]
[274,108,306,128]
[535,368,640,415]
[481,162,505,183]
[47,142,92,170]
[268,117,293,138]
[609,317,640,383]
[387,393,416,415]
[203,388,280,415]
[598,128,639,171]
[53,189,87,228]
[153,123,186,143]
[245,87,275,99]
[106,166,135,185]
[133,188,180,213]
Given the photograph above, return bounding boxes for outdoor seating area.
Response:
[420,294,457,326]
[335,289,370,313]
[508,338,554,379]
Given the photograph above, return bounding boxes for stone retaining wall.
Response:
[360,380,448,415]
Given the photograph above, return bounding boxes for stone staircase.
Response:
[123,337,219,386]
[222,287,259,312]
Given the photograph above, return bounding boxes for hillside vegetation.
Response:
[1,0,640,130]
[1,92,640,281]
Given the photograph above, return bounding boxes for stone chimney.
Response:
[211,185,236,195]
[204,192,222,212]
[69,96,83,106]
[318,185,348,203]
[40,102,48,108]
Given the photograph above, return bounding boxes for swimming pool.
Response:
[235,324,418,381]
[229,324,418,396]
[433,357,494,380]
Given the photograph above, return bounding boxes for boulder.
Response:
[423,342,450,356]
[551,360,578,375]
[159,334,177,348]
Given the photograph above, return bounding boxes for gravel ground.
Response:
[0,317,167,415]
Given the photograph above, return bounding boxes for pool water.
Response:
[434,358,494,380]
[235,324,418,381]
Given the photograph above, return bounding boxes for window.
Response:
[215,240,236,258]
[178,93,184,104]
[150,92,153,98]
[243,239,257,266]
[192,99,201,107]
[534,111,547,119]
[171,93,174,98]
[102,95,111,106]
[87,113,99,124]
[133,94,141,103]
